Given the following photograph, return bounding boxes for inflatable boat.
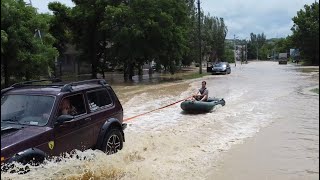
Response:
[180,97,225,113]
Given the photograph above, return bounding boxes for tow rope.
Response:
[123,96,192,122]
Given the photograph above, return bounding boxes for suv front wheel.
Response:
[101,128,124,155]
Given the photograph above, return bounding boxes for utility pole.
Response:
[241,45,244,64]
[234,34,237,67]
[197,0,202,74]
[34,29,43,44]
[272,49,275,61]
[245,40,248,63]
[256,41,259,60]
[26,0,42,44]
[27,0,49,77]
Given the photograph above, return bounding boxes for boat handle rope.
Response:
[123,96,192,122]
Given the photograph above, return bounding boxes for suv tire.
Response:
[101,128,123,155]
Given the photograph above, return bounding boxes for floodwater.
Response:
[1,61,319,180]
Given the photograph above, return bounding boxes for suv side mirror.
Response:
[55,115,74,125]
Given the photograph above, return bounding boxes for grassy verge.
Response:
[158,69,210,81]
[299,68,319,73]
[310,88,319,94]
[299,60,320,66]
[1,67,209,88]
[180,72,210,80]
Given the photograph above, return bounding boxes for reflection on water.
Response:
[1,62,319,180]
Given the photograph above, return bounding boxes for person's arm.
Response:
[193,89,200,96]
[200,94,208,101]
[191,89,200,100]
[200,89,209,101]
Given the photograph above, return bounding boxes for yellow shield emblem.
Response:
[48,141,55,150]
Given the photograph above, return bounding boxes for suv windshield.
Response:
[1,95,55,126]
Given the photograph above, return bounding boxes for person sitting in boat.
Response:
[192,81,208,101]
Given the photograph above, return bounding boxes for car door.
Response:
[86,88,118,145]
[52,93,94,155]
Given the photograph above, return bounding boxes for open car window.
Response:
[57,94,87,117]
[87,89,113,112]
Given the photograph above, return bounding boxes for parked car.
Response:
[212,62,231,75]
[1,79,126,168]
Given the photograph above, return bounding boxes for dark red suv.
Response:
[1,79,126,166]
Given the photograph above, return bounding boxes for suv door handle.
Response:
[85,117,91,121]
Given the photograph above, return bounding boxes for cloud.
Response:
[201,0,316,39]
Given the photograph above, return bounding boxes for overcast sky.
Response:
[27,0,316,39]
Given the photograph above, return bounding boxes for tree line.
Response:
[240,2,318,65]
[1,0,228,87]
[1,0,58,87]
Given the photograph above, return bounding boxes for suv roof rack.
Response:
[69,79,107,86]
[61,79,108,92]
[1,79,107,94]
[1,79,62,95]
[10,79,62,88]
[1,87,14,95]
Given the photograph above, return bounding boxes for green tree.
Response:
[48,0,227,79]
[273,36,292,56]
[49,0,191,80]
[103,0,189,78]
[182,0,197,66]
[48,2,72,55]
[1,0,58,87]
[70,0,112,79]
[259,43,273,60]
[222,41,234,63]
[291,2,319,65]
[247,32,266,59]
[1,30,8,53]
[202,15,228,62]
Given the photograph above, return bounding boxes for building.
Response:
[55,44,92,77]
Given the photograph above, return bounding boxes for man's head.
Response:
[60,98,71,115]
[202,81,206,88]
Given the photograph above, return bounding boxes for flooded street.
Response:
[2,61,319,180]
